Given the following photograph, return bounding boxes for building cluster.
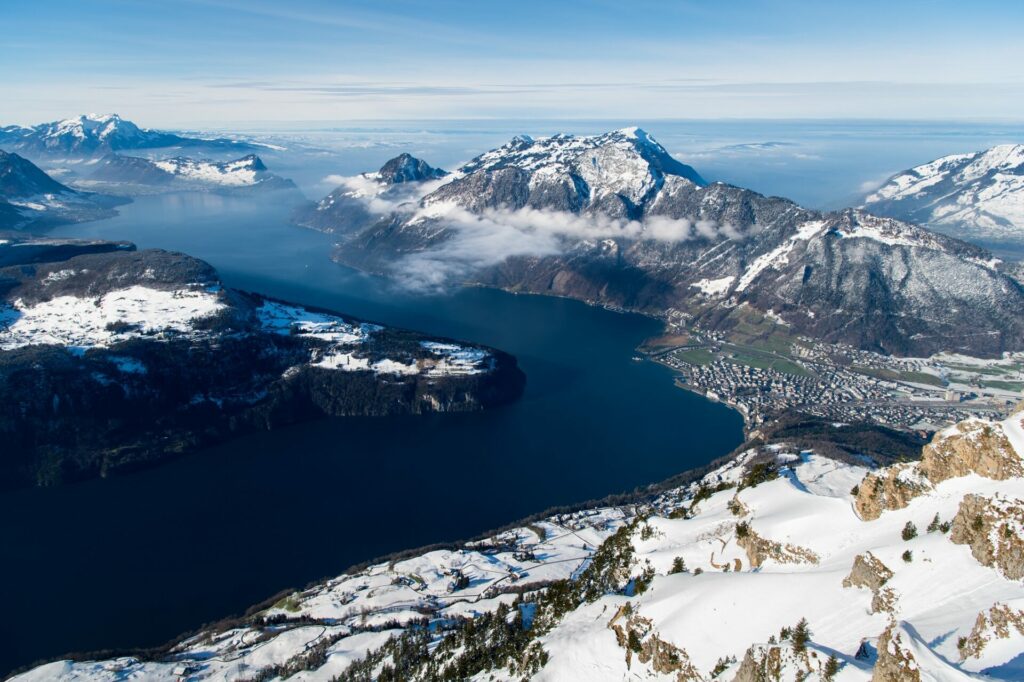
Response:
[661,345,1006,432]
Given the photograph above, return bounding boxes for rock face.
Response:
[872,622,922,682]
[377,153,447,185]
[863,144,1024,244]
[608,607,702,680]
[843,552,894,592]
[731,643,821,682]
[843,553,897,615]
[0,235,524,489]
[855,417,1024,520]
[958,603,1024,661]
[0,151,122,229]
[0,113,255,157]
[950,493,1024,580]
[323,129,1024,357]
[736,523,819,569]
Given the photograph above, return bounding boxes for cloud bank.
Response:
[388,202,746,290]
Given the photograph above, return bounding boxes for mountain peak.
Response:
[376,153,447,184]
[457,128,705,187]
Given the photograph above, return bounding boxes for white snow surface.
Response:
[153,156,262,186]
[257,301,490,377]
[864,144,1024,237]
[0,285,225,351]
[16,411,1024,681]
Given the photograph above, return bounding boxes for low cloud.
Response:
[859,173,895,195]
[389,202,746,290]
[320,173,453,214]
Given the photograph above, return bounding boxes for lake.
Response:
[0,192,743,675]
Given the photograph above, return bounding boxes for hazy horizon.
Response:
[4,0,1024,126]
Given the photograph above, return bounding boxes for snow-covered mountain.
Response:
[19,407,1024,680]
[0,114,256,157]
[84,152,300,195]
[862,144,1024,243]
[0,150,122,229]
[313,129,1024,358]
[0,235,523,490]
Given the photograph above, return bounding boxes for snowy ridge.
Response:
[863,144,1024,240]
[258,301,491,377]
[153,154,271,187]
[19,410,1024,681]
[430,127,706,213]
[0,113,256,157]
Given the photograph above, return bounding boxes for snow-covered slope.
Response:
[0,114,256,157]
[863,144,1024,243]
[84,152,299,194]
[17,408,1024,681]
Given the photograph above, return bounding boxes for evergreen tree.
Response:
[792,618,811,654]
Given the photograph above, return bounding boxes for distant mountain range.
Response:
[0,113,258,157]
[0,150,124,229]
[0,234,523,489]
[82,152,300,196]
[299,128,1024,358]
[862,144,1024,244]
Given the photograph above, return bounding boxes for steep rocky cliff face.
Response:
[950,493,1024,580]
[855,416,1024,520]
[0,235,524,489]
[317,129,1024,357]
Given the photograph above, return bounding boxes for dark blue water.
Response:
[1,193,742,675]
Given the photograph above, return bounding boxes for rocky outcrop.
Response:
[377,153,447,185]
[608,606,703,681]
[958,603,1024,660]
[843,552,894,592]
[853,464,929,522]
[920,419,1023,483]
[842,553,898,614]
[950,493,1024,580]
[731,643,840,682]
[854,418,1024,520]
[736,523,820,569]
[872,622,921,682]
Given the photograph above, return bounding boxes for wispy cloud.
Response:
[389,202,749,290]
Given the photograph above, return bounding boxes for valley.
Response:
[652,306,1021,433]
[3,116,1024,681]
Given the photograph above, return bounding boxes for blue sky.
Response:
[3,0,1023,126]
